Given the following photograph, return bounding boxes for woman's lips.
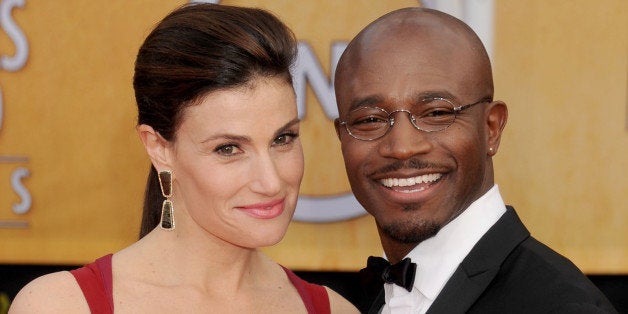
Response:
[237,199,285,219]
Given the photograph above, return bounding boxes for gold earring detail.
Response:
[158,170,175,230]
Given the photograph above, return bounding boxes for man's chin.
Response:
[381,219,441,244]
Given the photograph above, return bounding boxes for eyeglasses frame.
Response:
[337,97,492,141]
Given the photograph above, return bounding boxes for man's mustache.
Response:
[371,159,447,176]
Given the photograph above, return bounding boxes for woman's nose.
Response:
[249,154,282,195]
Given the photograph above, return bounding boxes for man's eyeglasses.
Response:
[337,97,491,141]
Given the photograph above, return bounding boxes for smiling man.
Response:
[334,7,616,314]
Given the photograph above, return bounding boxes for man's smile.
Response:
[378,173,443,193]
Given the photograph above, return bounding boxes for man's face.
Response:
[335,27,496,247]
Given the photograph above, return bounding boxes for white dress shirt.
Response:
[381,184,507,314]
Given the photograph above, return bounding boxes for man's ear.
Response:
[485,101,508,156]
[137,124,172,170]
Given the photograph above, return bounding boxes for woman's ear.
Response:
[137,124,172,170]
[485,101,508,156]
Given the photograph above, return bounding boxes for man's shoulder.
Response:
[483,206,595,285]
[475,235,617,313]
[514,235,585,277]
[463,206,617,312]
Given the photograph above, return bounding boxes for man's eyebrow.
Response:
[413,90,457,102]
[348,95,385,111]
[347,90,461,111]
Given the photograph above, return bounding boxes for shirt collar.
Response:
[402,184,507,300]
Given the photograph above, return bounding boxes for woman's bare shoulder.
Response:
[8,271,89,313]
[324,286,360,314]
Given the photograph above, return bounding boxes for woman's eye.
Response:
[273,132,298,146]
[215,144,242,156]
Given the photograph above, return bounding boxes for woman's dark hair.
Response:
[134,3,297,238]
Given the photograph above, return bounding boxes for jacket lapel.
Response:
[426,206,530,314]
[367,289,385,314]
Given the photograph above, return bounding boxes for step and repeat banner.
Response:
[0,0,626,273]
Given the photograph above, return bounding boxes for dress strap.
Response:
[70,254,114,314]
[282,266,331,314]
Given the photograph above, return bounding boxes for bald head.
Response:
[335,7,494,115]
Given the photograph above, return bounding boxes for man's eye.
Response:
[424,108,454,117]
[352,115,388,125]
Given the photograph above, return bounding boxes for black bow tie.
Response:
[360,256,417,293]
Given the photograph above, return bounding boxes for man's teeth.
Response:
[380,173,442,188]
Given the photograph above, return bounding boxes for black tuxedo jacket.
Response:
[363,206,617,314]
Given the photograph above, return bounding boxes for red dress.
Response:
[70,254,330,314]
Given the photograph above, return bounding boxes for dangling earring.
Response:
[158,170,175,230]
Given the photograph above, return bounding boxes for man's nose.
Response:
[378,111,433,159]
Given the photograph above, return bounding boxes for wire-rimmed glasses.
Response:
[337,97,491,141]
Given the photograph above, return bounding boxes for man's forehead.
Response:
[339,18,470,82]
[339,32,470,88]
[335,8,494,109]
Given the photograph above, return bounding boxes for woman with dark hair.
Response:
[9,3,358,313]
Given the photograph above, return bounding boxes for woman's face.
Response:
[168,76,303,248]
